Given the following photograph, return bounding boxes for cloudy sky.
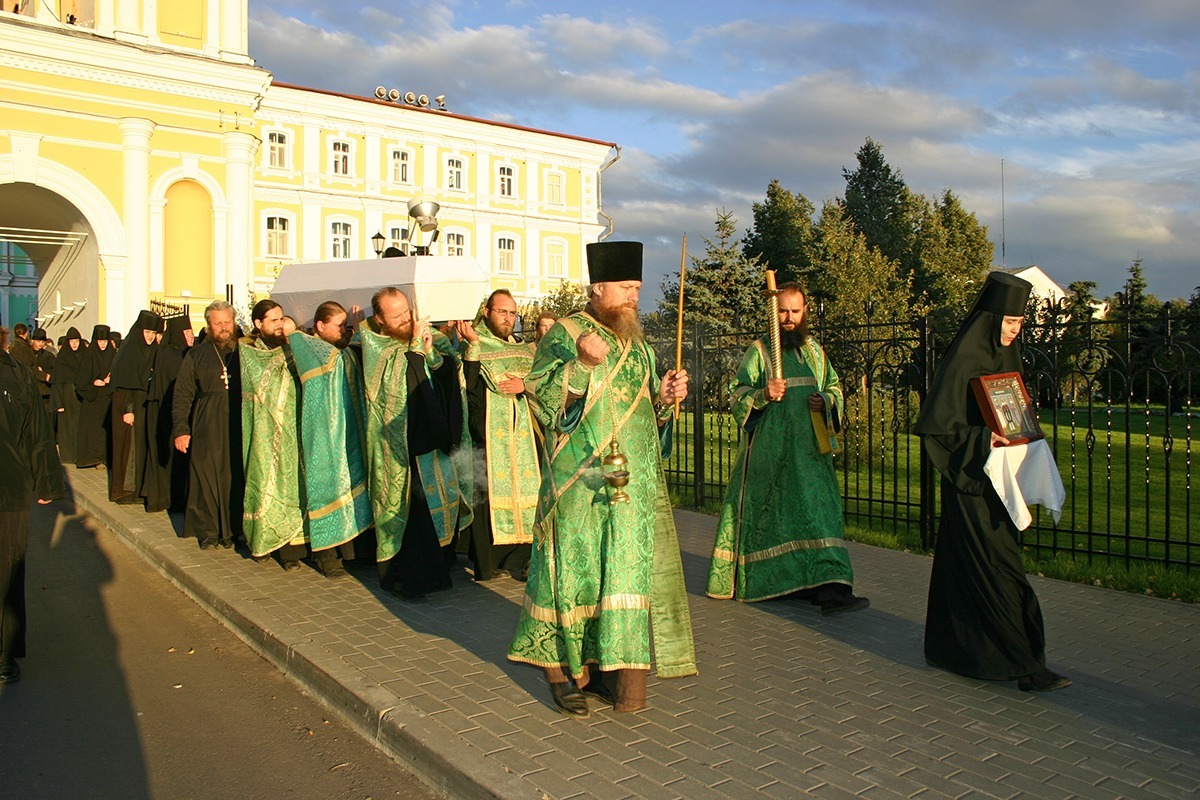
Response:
[250,0,1199,306]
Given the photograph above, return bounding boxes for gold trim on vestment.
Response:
[521,591,650,627]
[740,537,847,564]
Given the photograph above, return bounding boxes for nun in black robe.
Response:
[108,310,162,504]
[51,327,85,464]
[913,271,1070,692]
[75,325,116,469]
[142,316,193,513]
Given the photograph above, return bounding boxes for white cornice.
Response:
[0,20,271,106]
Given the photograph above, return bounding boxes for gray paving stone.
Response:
[70,468,1200,800]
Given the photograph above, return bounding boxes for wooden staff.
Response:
[765,270,784,394]
[674,234,687,420]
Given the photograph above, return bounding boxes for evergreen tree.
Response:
[657,209,764,337]
[841,137,916,272]
[915,190,994,328]
[741,179,817,284]
[807,201,910,327]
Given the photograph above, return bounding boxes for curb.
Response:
[73,484,541,800]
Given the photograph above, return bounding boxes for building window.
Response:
[497,237,516,273]
[266,216,290,257]
[545,240,566,278]
[545,171,564,206]
[391,149,410,184]
[498,165,514,197]
[445,232,465,257]
[388,225,408,253]
[268,131,288,169]
[446,158,464,191]
[331,221,352,259]
[331,140,351,176]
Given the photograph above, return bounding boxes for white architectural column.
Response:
[219,0,249,59]
[118,117,155,331]
[222,130,257,297]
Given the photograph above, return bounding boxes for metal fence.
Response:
[650,302,1199,572]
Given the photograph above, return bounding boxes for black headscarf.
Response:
[110,310,163,390]
[77,324,116,391]
[913,272,1032,437]
[52,326,86,386]
[148,316,193,402]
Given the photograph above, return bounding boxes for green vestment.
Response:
[706,337,852,601]
[361,328,461,562]
[288,332,373,551]
[507,313,697,680]
[469,320,540,545]
[433,330,475,535]
[240,339,305,557]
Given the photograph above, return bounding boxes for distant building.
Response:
[1004,265,1106,318]
[1,1,616,334]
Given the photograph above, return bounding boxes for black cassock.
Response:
[109,311,162,504]
[75,326,115,469]
[51,328,84,464]
[1,351,65,668]
[142,317,192,513]
[172,340,242,545]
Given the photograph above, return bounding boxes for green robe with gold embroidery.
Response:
[507,313,696,680]
[468,320,540,544]
[361,328,461,562]
[706,336,852,601]
[240,339,305,557]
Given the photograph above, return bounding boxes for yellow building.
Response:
[0,1,616,336]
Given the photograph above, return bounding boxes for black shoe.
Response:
[219,539,234,549]
[321,563,347,579]
[0,661,20,684]
[582,678,616,708]
[251,554,271,563]
[820,594,871,615]
[199,537,218,550]
[549,682,590,717]
[281,559,301,572]
[1018,669,1072,692]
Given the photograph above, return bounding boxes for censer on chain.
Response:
[602,439,631,504]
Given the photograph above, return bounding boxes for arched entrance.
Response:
[0,182,100,338]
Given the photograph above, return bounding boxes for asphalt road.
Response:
[0,498,440,800]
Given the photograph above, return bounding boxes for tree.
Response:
[841,137,916,271]
[807,201,910,328]
[912,190,994,328]
[521,280,587,334]
[657,209,764,338]
[741,179,817,285]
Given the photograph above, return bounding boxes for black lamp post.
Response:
[372,231,385,258]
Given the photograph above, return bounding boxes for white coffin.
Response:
[269,256,490,328]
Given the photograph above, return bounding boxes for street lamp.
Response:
[372,231,385,258]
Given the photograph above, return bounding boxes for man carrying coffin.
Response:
[361,287,464,600]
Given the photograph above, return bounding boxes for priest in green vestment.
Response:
[240,300,307,570]
[706,282,870,614]
[361,287,464,600]
[455,289,540,582]
[507,241,695,718]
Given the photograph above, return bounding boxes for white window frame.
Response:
[544,170,565,206]
[265,129,291,171]
[443,229,467,257]
[496,235,518,274]
[543,237,567,278]
[330,138,354,177]
[329,217,355,260]
[445,157,465,191]
[497,163,516,198]
[261,210,296,258]
[387,222,408,253]
[390,147,413,185]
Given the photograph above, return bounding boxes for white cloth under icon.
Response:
[983,438,1065,531]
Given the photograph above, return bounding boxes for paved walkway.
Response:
[68,465,1200,800]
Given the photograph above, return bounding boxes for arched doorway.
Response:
[0,182,99,339]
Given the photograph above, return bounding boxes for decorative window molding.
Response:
[445,157,464,191]
[544,170,565,206]
[543,237,567,278]
[497,163,516,198]
[443,229,467,257]
[262,210,296,258]
[390,148,413,185]
[265,129,291,171]
[330,138,354,177]
[496,235,518,273]
[329,217,355,260]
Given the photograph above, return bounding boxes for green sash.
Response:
[240,340,305,556]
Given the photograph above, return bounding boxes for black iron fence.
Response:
[651,302,1199,572]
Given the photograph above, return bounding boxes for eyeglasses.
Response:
[490,309,518,318]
